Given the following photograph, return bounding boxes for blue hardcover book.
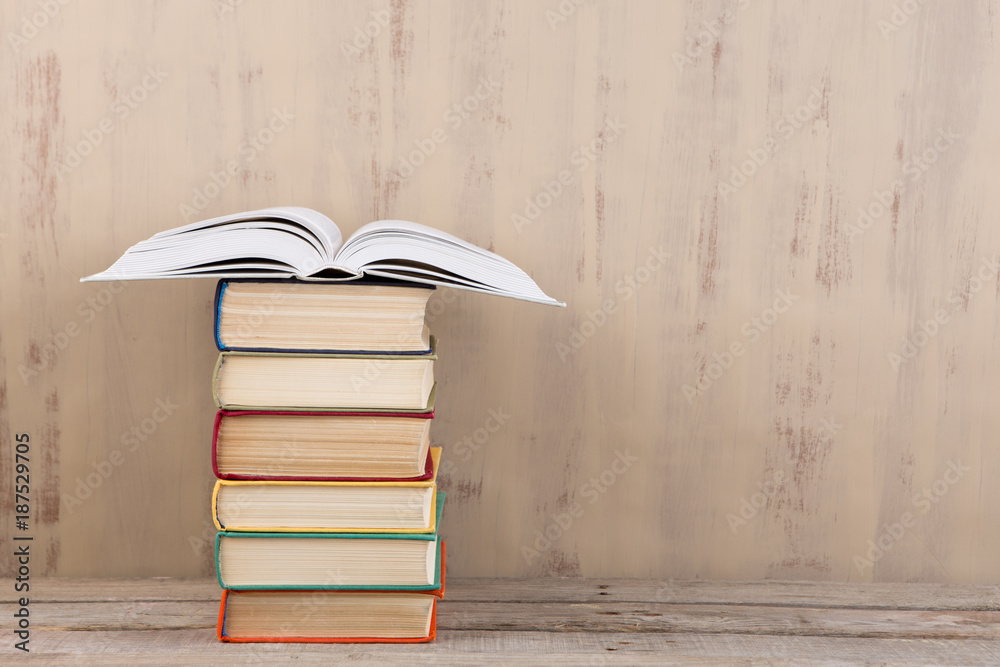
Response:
[213,278,436,354]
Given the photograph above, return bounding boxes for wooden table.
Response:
[4,578,1000,664]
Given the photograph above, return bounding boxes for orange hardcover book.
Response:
[217,543,445,643]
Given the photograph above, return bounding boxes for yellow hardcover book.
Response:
[213,448,442,533]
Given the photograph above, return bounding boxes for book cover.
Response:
[216,493,445,591]
[211,342,438,412]
[212,408,436,481]
[213,278,436,354]
[212,449,442,533]
[216,542,446,643]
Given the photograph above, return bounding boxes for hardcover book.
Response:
[217,543,446,643]
[212,343,436,411]
[212,449,442,533]
[214,279,436,354]
[216,493,445,590]
[81,206,564,307]
[212,409,435,481]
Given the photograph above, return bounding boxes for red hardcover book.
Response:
[213,409,436,481]
[217,543,446,643]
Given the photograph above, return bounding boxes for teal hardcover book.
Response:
[216,492,445,591]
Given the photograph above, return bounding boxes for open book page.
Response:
[80,208,564,306]
[81,207,344,282]
[335,220,565,306]
[153,207,343,256]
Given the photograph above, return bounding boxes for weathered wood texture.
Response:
[11,577,1000,610]
[2,1,1000,582]
[4,578,1000,664]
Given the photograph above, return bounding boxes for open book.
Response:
[82,207,564,306]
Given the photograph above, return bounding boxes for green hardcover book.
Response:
[216,493,445,591]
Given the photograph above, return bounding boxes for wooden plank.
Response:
[2,578,222,603]
[19,598,1000,639]
[21,630,1000,665]
[7,578,1000,611]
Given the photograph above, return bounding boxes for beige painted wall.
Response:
[2,0,999,583]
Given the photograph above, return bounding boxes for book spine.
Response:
[212,354,224,408]
[214,531,225,589]
[211,481,224,531]
[213,280,227,351]
[220,409,435,418]
[216,589,229,642]
[211,411,223,479]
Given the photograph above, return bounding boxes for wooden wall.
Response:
[2,0,999,582]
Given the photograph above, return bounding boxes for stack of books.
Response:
[209,279,446,643]
[82,206,564,642]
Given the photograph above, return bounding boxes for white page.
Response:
[336,221,564,306]
[154,206,343,256]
